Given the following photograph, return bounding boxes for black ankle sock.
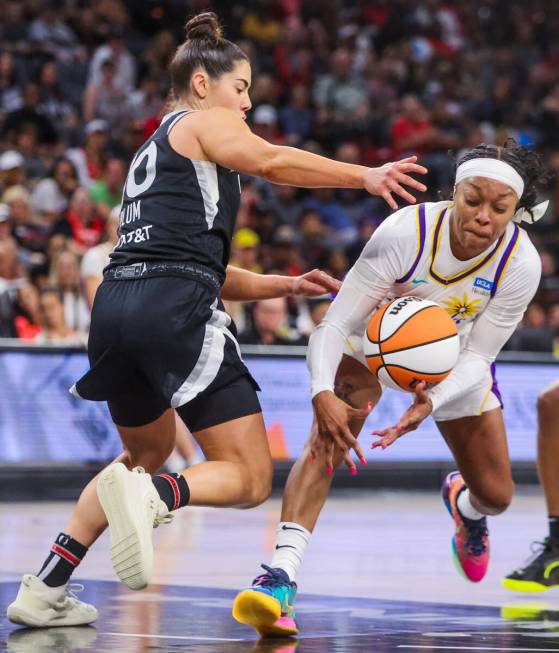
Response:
[152,472,190,512]
[548,516,559,548]
[37,532,88,587]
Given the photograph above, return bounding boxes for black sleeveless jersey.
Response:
[107,109,241,283]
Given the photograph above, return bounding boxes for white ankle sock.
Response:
[270,522,311,582]
[457,488,485,521]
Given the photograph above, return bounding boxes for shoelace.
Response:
[514,539,551,573]
[252,564,289,588]
[465,521,489,557]
[132,466,174,529]
[154,513,174,528]
[53,583,86,610]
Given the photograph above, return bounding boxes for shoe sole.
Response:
[97,463,153,590]
[232,590,283,631]
[6,603,97,627]
[502,578,550,593]
[257,615,299,638]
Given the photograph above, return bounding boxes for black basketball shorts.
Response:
[71,266,261,431]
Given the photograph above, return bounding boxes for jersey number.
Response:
[125,141,157,199]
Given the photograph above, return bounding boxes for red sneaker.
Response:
[442,471,489,582]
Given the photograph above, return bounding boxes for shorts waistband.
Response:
[104,262,221,290]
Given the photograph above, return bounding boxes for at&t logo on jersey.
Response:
[473,277,493,293]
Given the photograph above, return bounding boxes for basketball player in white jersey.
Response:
[234,142,550,637]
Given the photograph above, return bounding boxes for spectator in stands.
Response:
[14,282,42,340]
[0,51,23,114]
[66,120,108,189]
[230,228,263,274]
[2,185,48,259]
[239,298,306,346]
[36,60,77,141]
[88,25,136,92]
[89,158,126,220]
[51,187,104,254]
[36,287,86,344]
[52,250,90,333]
[298,209,331,270]
[280,84,313,147]
[28,0,77,52]
[129,74,165,122]
[81,207,119,308]
[313,49,367,126]
[515,302,554,352]
[32,157,79,224]
[140,30,177,82]
[83,59,130,140]
[3,83,58,145]
[0,150,25,194]
[0,237,24,337]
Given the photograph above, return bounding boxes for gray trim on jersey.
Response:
[166,109,195,134]
[191,160,220,230]
[171,300,241,408]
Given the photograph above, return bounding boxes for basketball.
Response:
[363,296,459,392]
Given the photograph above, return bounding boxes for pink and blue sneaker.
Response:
[232,565,299,637]
[442,471,489,582]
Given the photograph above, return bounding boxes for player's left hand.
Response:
[371,381,433,450]
[292,269,341,296]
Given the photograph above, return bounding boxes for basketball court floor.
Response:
[2,490,559,652]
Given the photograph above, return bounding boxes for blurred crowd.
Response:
[1,0,559,351]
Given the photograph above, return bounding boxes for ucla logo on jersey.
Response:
[473,277,494,293]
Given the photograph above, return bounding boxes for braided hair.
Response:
[456,140,552,213]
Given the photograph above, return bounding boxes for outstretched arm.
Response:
[221,265,341,301]
[178,107,428,210]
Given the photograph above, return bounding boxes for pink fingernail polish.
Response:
[360,457,367,465]
[350,467,358,475]
[327,467,333,476]
[366,401,372,411]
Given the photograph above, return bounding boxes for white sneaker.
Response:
[6,575,98,627]
[96,462,172,590]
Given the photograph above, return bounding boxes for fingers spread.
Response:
[382,190,398,210]
[395,172,427,192]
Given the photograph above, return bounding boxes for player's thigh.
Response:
[116,407,177,471]
[180,374,271,473]
[437,408,514,507]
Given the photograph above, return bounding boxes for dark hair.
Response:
[169,12,249,98]
[456,140,552,213]
[50,156,77,180]
[40,286,63,303]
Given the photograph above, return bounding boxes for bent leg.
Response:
[437,407,514,515]
[64,408,177,546]
[537,381,559,517]
[281,355,382,532]
[186,411,273,509]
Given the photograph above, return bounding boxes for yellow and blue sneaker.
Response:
[503,538,559,592]
[232,565,298,637]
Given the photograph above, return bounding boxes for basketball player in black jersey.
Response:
[7,12,427,628]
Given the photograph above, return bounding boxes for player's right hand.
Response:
[364,155,428,210]
[311,391,370,472]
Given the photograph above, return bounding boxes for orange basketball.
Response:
[362,296,459,392]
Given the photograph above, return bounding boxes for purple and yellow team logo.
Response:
[441,292,482,323]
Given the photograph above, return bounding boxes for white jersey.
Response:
[308,201,541,417]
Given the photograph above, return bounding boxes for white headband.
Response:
[455,158,524,198]
[455,157,549,225]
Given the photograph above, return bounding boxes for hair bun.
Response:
[185,12,223,43]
